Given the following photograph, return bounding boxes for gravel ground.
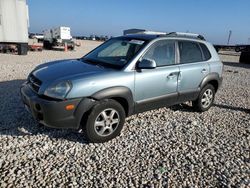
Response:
[0,43,249,187]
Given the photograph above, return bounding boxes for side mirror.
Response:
[137,59,156,69]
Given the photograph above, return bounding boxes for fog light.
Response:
[66,104,75,111]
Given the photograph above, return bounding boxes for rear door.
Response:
[135,39,179,112]
[177,40,210,101]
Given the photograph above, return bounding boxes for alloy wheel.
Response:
[201,89,213,108]
[94,108,120,137]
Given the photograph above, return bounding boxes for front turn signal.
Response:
[65,104,75,111]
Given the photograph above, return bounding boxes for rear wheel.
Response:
[193,84,215,112]
[83,99,125,143]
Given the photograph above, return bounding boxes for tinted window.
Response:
[179,41,203,64]
[142,40,175,67]
[200,43,211,60]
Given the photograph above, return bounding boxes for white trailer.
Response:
[43,27,75,50]
[0,0,29,55]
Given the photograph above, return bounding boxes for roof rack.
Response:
[166,32,206,41]
[123,29,206,40]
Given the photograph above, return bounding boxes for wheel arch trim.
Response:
[74,86,134,129]
[91,86,134,116]
[200,73,221,91]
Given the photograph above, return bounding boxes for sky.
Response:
[28,0,250,44]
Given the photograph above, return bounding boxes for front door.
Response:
[134,40,179,112]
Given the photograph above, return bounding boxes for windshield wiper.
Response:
[81,57,122,70]
[80,57,98,65]
[81,57,106,69]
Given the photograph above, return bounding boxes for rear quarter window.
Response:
[200,43,212,61]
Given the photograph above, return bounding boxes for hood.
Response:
[32,59,109,82]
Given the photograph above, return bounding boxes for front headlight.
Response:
[44,81,72,99]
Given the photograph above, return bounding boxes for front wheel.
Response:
[83,99,125,143]
[193,84,215,112]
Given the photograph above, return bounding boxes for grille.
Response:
[28,74,42,93]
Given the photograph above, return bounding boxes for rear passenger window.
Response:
[179,41,203,64]
[200,43,211,60]
[142,40,175,67]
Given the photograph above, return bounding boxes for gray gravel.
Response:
[0,45,249,187]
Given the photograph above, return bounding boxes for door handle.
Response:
[167,72,178,79]
[201,69,207,73]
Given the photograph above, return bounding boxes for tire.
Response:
[83,99,125,143]
[192,84,215,112]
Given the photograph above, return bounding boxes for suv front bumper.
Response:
[20,83,82,129]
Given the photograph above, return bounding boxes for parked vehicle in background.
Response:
[43,27,75,50]
[235,45,250,52]
[89,35,96,41]
[214,44,250,63]
[0,0,29,55]
[29,33,44,43]
[89,35,109,41]
[21,32,223,143]
[214,44,250,53]
[75,36,88,40]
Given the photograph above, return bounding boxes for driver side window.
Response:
[142,40,176,67]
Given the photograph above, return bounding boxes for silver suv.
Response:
[21,32,223,142]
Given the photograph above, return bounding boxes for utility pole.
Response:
[248,37,250,44]
[227,30,232,45]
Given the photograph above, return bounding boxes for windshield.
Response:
[83,38,147,69]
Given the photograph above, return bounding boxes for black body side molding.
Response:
[135,93,178,113]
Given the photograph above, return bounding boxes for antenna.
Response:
[227,30,232,45]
